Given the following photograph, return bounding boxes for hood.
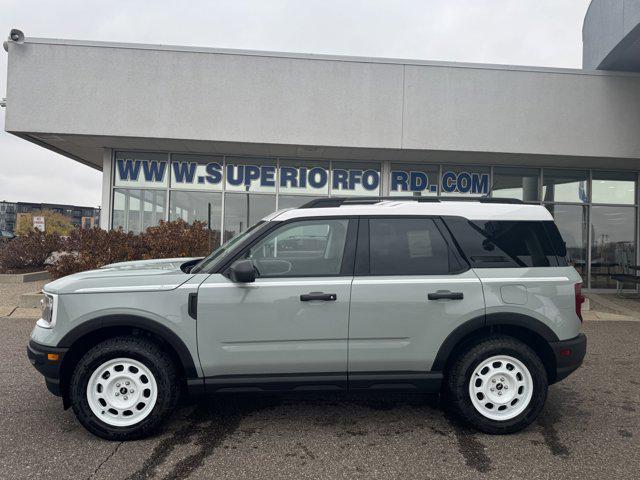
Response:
[43,257,202,295]
[101,257,202,270]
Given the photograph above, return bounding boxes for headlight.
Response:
[37,293,57,329]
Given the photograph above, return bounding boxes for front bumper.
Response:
[549,333,587,383]
[27,340,68,396]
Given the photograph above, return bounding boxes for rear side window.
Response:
[368,218,463,275]
[543,222,568,266]
[443,218,562,268]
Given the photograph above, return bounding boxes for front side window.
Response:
[247,219,349,277]
[368,218,459,275]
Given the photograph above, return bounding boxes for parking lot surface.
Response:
[1,318,638,480]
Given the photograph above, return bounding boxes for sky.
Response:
[0,0,592,208]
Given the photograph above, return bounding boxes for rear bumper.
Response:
[27,340,68,396]
[549,333,587,383]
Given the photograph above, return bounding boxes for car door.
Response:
[196,217,357,391]
[348,216,485,388]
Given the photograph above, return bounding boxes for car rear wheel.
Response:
[69,336,179,440]
[445,336,548,434]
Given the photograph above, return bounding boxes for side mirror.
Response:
[229,259,256,283]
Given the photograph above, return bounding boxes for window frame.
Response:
[216,216,359,278]
[355,215,469,277]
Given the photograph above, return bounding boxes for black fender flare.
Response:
[431,312,559,371]
[57,314,199,378]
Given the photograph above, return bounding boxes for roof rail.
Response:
[298,196,523,208]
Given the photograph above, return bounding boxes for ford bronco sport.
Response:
[28,197,586,440]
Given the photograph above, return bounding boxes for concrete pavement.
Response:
[0,318,638,480]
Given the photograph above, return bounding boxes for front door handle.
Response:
[300,292,337,302]
[428,290,464,301]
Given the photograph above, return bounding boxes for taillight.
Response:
[575,283,585,322]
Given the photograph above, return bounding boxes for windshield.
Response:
[191,221,266,273]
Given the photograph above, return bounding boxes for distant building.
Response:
[0,201,100,233]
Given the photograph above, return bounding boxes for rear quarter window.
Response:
[443,218,564,268]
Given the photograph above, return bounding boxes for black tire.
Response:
[69,336,180,440]
[444,335,548,434]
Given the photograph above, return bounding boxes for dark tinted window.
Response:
[543,222,568,266]
[444,218,560,268]
[369,218,460,275]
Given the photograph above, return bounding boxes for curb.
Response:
[0,271,50,284]
[19,292,44,308]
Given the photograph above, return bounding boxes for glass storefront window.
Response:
[170,154,224,191]
[169,191,222,229]
[591,171,636,205]
[389,163,439,196]
[492,167,540,202]
[439,165,490,197]
[114,151,169,189]
[542,169,588,203]
[112,188,166,234]
[224,193,276,241]
[546,204,588,282]
[330,161,381,196]
[110,153,640,291]
[113,190,126,231]
[590,206,637,289]
[225,157,277,193]
[279,159,330,196]
[277,195,323,210]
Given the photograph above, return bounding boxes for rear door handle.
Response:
[428,290,464,300]
[300,292,337,302]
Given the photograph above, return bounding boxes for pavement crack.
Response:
[88,441,123,480]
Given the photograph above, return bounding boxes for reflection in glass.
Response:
[590,206,636,289]
[591,172,636,205]
[224,193,276,241]
[546,204,588,282]
[248,219,349,277]
[169,191,222,247]
[170,191,222,227]
[112,189,166,234]
[543,169,588,203]
[112,190,126,231]
[492,167,539,202]
[277,195,324,210]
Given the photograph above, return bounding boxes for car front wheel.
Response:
[445,336,548,434]
[69,336,180,440]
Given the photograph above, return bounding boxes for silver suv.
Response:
[28,197,586,440]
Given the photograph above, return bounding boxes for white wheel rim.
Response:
[86,358,158,427]
[468,355,533,421]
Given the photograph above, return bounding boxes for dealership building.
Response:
[2,0,640,290]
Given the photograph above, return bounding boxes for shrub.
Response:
[15,209,75,236]
[46,227,145,279]
[0,230,63,273]
[45,220,216,279]
[141,219,211,259]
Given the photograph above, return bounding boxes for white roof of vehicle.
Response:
[266,200,553,222]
